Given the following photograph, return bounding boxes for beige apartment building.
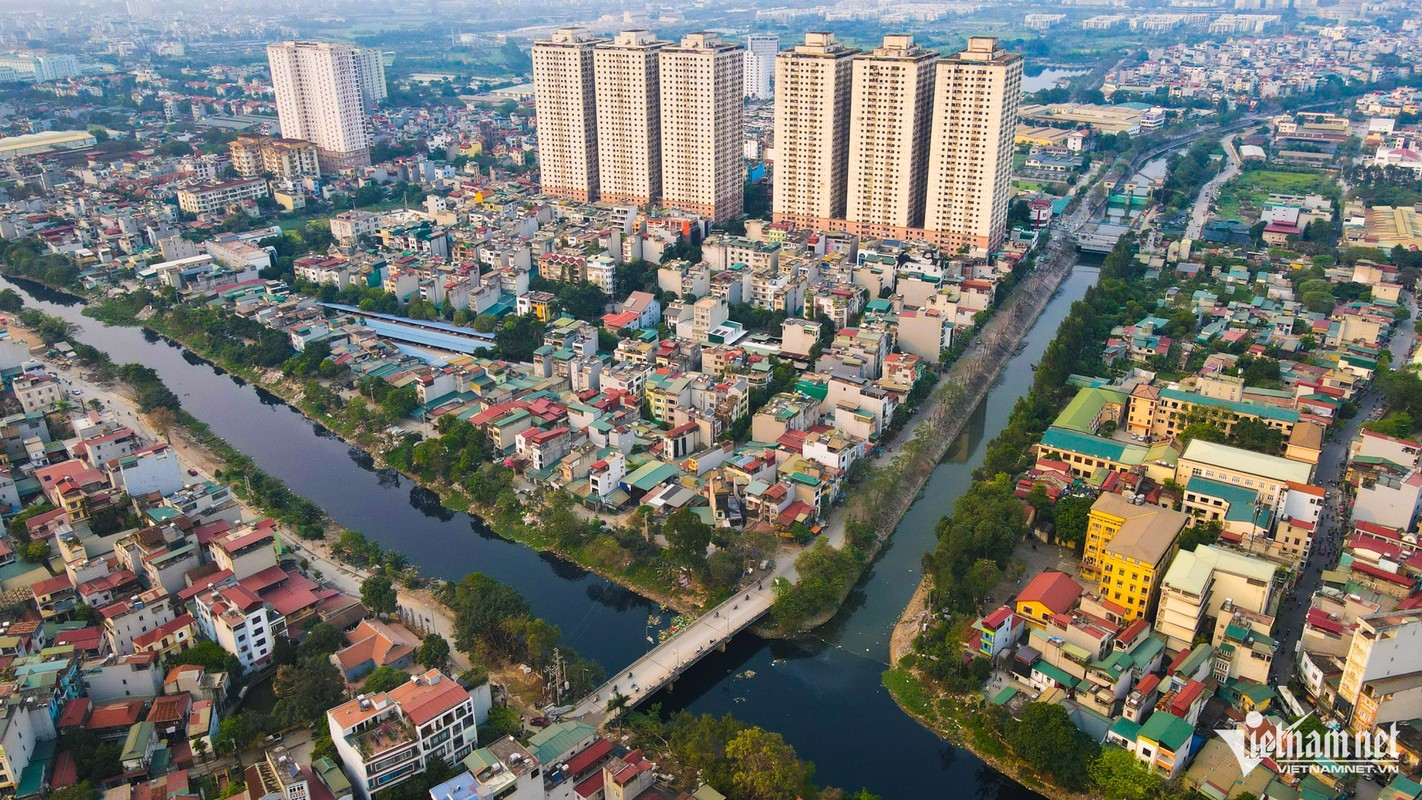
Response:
[922,37,1024,254]
[659,33,745,222]
[266,41,375,173]
[593,30,669,206]
[845,35,938,233]
[533,28,605,202]
[772,32,858,228]
[228,135,320,182]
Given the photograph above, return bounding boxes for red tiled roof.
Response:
[563,738,613,777]
[1016,571,1084,615]
[87,699,145,730]
[58,697,91,729]
[385,671,468,726]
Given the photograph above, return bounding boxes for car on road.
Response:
[529,716,550,728]
[188,469,199,477]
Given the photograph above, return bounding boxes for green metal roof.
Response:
[1138,711,1193,750]
[1031,660,1080,689]
[1159,387,1300,423]
[528,720,597,765]
[1054,387,1129,433]
[1185,476,1272,525]
[1039,426,1146,465]
[1110,717,1142,741]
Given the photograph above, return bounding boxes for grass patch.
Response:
[1215,169,1339,222]
[883,668,933,717]
[441,489,470,512]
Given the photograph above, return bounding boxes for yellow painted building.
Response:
[1083,493,1190,621]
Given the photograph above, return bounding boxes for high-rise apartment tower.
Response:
[923,37,1024,253]
[266,41,377,173]
[659,33,745,222]
[532,28,605,202]
[844,35,938,233]
[593,30,669,206]
[772,32,858,226]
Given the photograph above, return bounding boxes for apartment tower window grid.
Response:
[594,30,669,206]
[532,28,605,203]
[772,32,858,227]
[658,32,745,223]
[266,41,378,174]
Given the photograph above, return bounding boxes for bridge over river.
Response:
[566,579,778,726]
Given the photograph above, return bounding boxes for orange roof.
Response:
[385,669,469,726]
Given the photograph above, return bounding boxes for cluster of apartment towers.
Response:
[533,31,1024,254]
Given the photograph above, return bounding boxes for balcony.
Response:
[351,718,416,761]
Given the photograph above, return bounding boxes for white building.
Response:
[328,670,480,799]
[191,583,286,674]
[267,41,376,173]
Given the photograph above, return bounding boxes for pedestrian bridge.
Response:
[566,580,777,726]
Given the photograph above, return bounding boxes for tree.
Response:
[416,633,451,669]
[273,657,346,726]
[361,665,410,694]
[381,385,419,418]
[214,713,265,769]
[1088,747,1162,800]
[1180,422,1227,445]
[0,288,23,312]
[480,705,522,741]
[361,574,399,615]
[168,640,243,678]
[606,691,630,730]
[192,737,210,762]
[1007,703,1099,789]
[298,622,345,660]
[1232,417,1284,454]
[724,727,812,800]
[663,507,713,571]
[49,783,99,800]
[1052,495,1094,548]
[20,540,49,563]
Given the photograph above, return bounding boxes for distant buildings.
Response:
[743,33,779,100]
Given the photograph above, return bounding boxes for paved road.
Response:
[1185,134,1242,240]
[1269,292,1417,688]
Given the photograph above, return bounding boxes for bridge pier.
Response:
[718,642,727,653]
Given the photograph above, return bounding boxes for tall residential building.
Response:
[267,41,374,173]
[659,33,745,222]
[743,33,779,100]
[532,28,605,202]
[845,35,938,233]
[922,37,1024,254]
[772,32,858,227]
[352,47,388,108]
[594,30,669,206]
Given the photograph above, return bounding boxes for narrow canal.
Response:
[1,265,1096,798]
